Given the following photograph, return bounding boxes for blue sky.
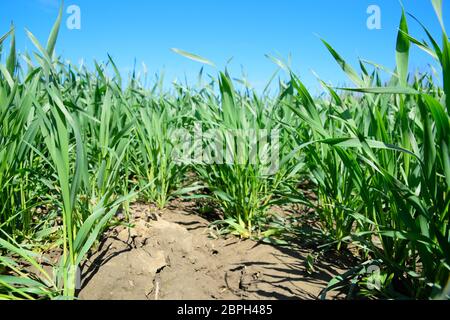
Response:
[0,0,448,93]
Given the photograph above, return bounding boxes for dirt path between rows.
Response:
[78,203,347,300]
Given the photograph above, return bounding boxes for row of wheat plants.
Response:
[0,6,134,299]
[281,4,449,299]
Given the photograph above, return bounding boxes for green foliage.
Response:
[0,0,448,301]
[286,4,450,299]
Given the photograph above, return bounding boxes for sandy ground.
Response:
[78,202,348,300]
